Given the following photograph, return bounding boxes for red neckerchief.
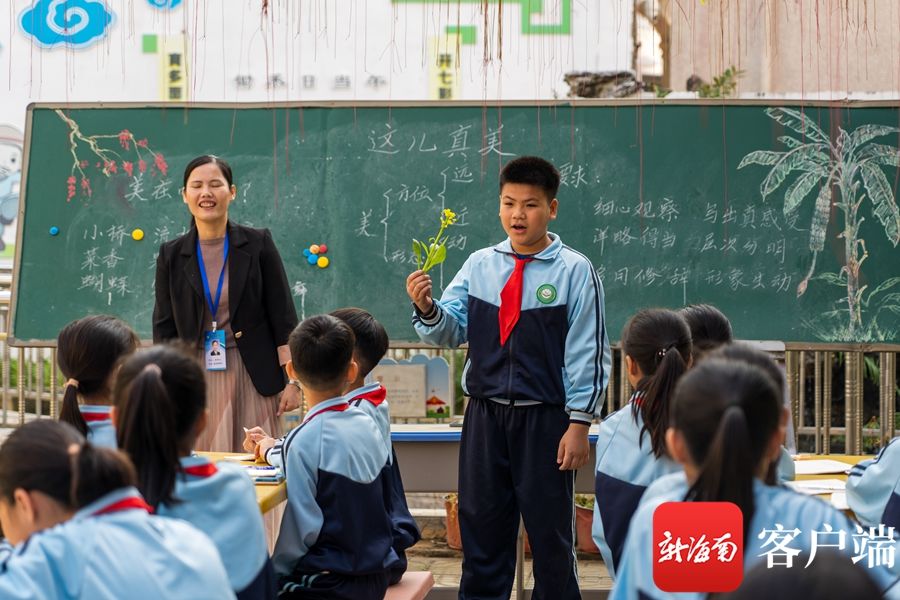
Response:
[182,462,218,478]
[81,410,111,422]
[304,401,350,423]
[92,496,154,516]
[349,385,387,407]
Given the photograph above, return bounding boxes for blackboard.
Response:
[12,101,900,346]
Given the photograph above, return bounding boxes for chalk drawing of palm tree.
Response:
[738,107,900,340]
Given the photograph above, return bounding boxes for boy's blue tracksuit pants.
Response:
[458,397,581,600]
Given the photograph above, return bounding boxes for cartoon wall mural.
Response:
[146,0,183,9]
[19,0,115,49]
[0,125,23,257]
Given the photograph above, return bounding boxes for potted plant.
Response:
[575,494,600,554]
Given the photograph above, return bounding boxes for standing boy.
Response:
[406,156,610,600]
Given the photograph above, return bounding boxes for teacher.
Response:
[153,155,300,451]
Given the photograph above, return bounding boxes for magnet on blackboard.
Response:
[131,228,144,241]
[309,244,320,255]
[307,254,318,265]
[303,248,311,257]
[318,244,327,254]
[317,256,329,268]
[49,226,59,236]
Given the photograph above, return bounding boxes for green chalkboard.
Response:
[12,102,900,346]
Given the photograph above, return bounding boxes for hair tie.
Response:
[656,347,669,359]
[142,363,162,376]
[65,378,79,389]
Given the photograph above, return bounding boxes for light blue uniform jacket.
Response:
[612,473,900,600]
[0,487,234,599]
[157,455,269,593]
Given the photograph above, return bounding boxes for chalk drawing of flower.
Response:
[20,0,115,49]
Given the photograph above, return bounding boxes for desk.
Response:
[794,453,872,513]
[391,423,601,494]
[199,452,287,514]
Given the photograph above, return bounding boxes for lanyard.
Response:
[196,235,229,331]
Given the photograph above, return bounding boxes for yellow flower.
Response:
[441,208,458,227]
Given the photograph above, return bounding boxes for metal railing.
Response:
[0,266,895,452]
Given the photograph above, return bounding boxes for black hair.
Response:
[113,345,206,510]
[711,343,787,485]
[718,550,880,600]
[673,359,781,541]
[57,315,139,437]
[329,307,389,378]
[679,304,733,361]
[622,308,692,458]
[289,315,355,391]
[182,154,234,188]
[0,420,136,510]
[499,156,561,201]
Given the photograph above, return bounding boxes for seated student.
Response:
[330,307,420,585]
[722,549,883,600]
[112,345,274,600]
[592,308,690,577]
[254,315,399,600]
[0,420,234,599]
[612,360,900,600]
[847,436,900,530]
[713,343,795,482]
[57,315,139,448]
[680,303,796,477]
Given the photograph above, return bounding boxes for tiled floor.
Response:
[407,552,612,595]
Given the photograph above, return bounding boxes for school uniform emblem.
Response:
[536,284,557,304]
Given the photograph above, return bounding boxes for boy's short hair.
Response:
[499,156,561,201]
[330,307,389,378]
[289,315,356,391]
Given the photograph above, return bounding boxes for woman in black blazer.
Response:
[153,155,299,451]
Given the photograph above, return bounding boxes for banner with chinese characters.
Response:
[159,36,188,102]
[429,37,459,100]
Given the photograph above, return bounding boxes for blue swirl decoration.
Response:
[20,0,115,49]
[147,0,183,9]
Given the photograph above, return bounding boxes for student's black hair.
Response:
[679,304,733,361]
[57,315,139,437]
[289,315,356,391]
[717,550,881,600]
[674,359,781,542]
[113,345,206,510]
[182,154,234,188]
[711,343,787,485]
[622,308,692,458]
[499,156,561,201]
[0,420,136,510]
[329,307,389,378]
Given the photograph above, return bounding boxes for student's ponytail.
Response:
[70,441,137,509]
[622,309,692,458]
[686,406,756,540]
[113,345,207,511]
[115,364,180,509]
[673,360,781,541]
[637,346,688,458]
[59,380,88,437]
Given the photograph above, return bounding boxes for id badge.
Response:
[204,330,227,371]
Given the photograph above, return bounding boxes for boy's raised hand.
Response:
[406,270,434,314]
[557,423,590,470]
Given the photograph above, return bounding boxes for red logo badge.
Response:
[653,501,744,592]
